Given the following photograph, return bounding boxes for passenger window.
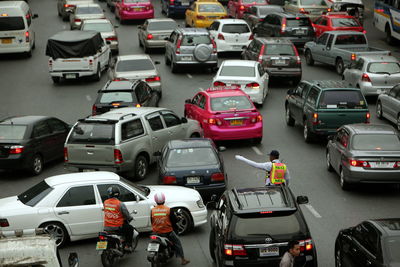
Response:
[198,95,206,109]
[320,18,327,26]
[147,114,164,131]
[389,85,400,98]
[47,119,67,132]
[162,112,181,127]
[57,186,96,207]
[306,87,319,107]
[258,63,265,76]
[192,94,201,105]
[340,132,349,148]
[121,119,144,141]
[97,184,137,203]
[353,223,379,256]
[317,33,328,45]
[33,121,52,138]
[301,84,312,99]
[295,83,305,96]
[326,35,334,49]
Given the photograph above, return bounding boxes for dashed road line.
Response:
[186,74,193,79]
[252,146,263,155]
[86,95,92,101]
[305,204,322,218]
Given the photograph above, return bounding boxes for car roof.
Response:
[358,55,399,62]
[167,138,213,149]
[82,19,112,24]
[344,124,397,135]
[86,107,169,121]
[103,80,137,91]
[147,18,176,23]
[215,19,248,24]
[370,219,400,236]
[197,1,222,4]
[204,88,248,97]
[117,54,152,61]
[178,28,209,34]
[255,5,282,9]
[221,60,257,67]
[305,80,355,89]
[0,1,29,8]
[45,171,120,187]
[255,37,293,45]
[0,116,49,125]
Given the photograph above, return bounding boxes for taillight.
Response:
[361,73,371,82]
[299,239,313,252]
[147,33,153,40]
[217,33,225,40]
[249,34,254,40]
[299,8,309,14]
[64,4,75,8]
[213,81,226,87]
[239,5,245,11]
[246,82,260,89]
[64,147,68,162]
[99,235,106,240]
[224,244,247,256]
[394,161,400,168]
[251,115,262,123]
[0,219,9,227]
[293,45,301,64]
[280,18,286,34]
[349,159,370,168]
[176,37,182,54]
[114,149,124,164]
[9,145,24,154]
[25,31,29,42]
[211,39,217,53]
[208,118,222,125]
[136,103,141,107]
[92,105,97,115]
[258,44,265,63]
[89,59,93,66]
[150,235,158,240]
[312,113,319,125]
[362,30,367,34]
[351,53,356,61]
[146,76,160,82]
[163,175,177,184]
[106,36,118,41]
[197,15,206,20]
[366,112,370,123]
[211,172,224,182]
[74,18,81,22]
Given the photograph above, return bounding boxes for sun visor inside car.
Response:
[46,31,104,59]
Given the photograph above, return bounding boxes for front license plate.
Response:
[1,38,12,44]
[370,162,394,168]
[230,120,243,126]
[260,247,279,257]
[65,74,76,79]
[96,241,108,250]
[148,243,160,252]
[182,56,192,61]
[187,176,200,184]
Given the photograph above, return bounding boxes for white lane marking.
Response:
[199,87,204,91]
[63,25,66,29]
[187,74,193,79]
[86,95,92,101]
[305,204,322,218]
[252,146,263,155]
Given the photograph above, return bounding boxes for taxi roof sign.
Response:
[206,86,241,92]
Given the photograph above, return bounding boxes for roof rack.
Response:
[119,113,136,120]
[232,187,243,209]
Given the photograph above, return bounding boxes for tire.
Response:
[25,49,32,58]
[94,64,101,81]
[165,54,171,66]
[305,49,314,66]
[52,76,61,84]
[303,120,313,143]
[285,107,295,126]
[335,58,345,75]
[190,133,200,138]
[326,151,334,172]
[335,245,343,267]
[174,208,193,235]
[41,222,69,247]
[134,155,148,180]
[386,25,395,45]
[171,62,179,73]
[340,168,351,191]
[30,154,43,175]
[209,229,216,262]
[376,101,383,119]
[101,250,117,267]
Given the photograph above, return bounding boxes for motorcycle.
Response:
[96,211,139,267]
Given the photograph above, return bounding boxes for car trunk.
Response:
[165,164,220,186]
[115,69,157,80]
[51,57,92,71]
[369,73,400,87]
[148,30,173,41]
[0,30,27,49]
[67,143,115,166]
[350,150,400,170]
[284,18,313,37]
[95,101,135,115]
[221,32,250,44]
[123,3,150,12]
[75,14,105,21]
[316,109,368,129]
[211,109,259,128]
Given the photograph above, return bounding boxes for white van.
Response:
[0,1,38,57]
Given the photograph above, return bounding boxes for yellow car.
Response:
[185,1,227,28]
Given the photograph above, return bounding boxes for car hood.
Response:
[0,196,29,214]
[115,70,158,79]
[147,185,201,203]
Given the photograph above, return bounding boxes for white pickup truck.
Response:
[46,30,111,84]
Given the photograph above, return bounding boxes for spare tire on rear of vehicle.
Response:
[193,44,212,62]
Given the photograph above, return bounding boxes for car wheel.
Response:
[209,229,216,262]
[285,107,295,126]
[303,120,313,143]
[340,168,351,190]
[52,76,61,84]
[30,154,43,175]
[335,246,343,267]
[101,250,118,267]
[305,49,314,66]
[134,155,148,180]
[173,208,193,235]
[41,222,69,247]
[376,101,383,119]
[326,151,334,172]
[165,54,171,66]
[397,114,400,131]
[171,61,179,73]
[386,25,395,45]
[335,58,345,75]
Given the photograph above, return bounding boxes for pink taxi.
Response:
[184,87,263,143]
[115,0,154,22]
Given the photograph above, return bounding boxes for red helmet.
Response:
[154,192,166,205]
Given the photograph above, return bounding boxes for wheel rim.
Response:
[33,156,42,174]
[377,103,382,117]
[337,62,343,74]
[175,212,189,234]
[303,124,308,140]
[137,158,147,178]
[336,249,342,267]
[44,224,65,246]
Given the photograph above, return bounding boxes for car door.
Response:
[257,14,273,36]
[145,112,170,153]
[165,31,177,60]
[293,82,312,123]
[257,62,268,97]
[384,85,400,121]
[331,128,349,172]
[350,59,364,86]
[242,39,256,60]
[214,195,228,260]
[185,93,201,119]
[32,120,54,162]
[46,118,69,160]
[161,110,187,139]
[53,185,103,236]
[312,33,329,62]
[324,34,336,65]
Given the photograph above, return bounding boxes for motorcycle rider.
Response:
[151,192,190,265]
[103,186,134,251]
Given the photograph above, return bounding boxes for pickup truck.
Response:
[46,31,111,84]
[304,31,390,75]
[285,80,370,143]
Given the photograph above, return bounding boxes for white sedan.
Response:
[0,172,207,247]
[212,60,269,105]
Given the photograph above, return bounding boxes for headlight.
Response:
[196,199,205,208]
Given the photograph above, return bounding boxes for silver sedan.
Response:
[80,19,119,53]
[108,54,162,97]
[138,18,178,53]
[343,55,400,96]
[377,84,400,131]
[70,4,105,30]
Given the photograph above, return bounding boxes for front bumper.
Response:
[191,208,207,227]
[344,165,400,183]
[65,162,130,173]
[205,123,263,141]
[119,10,154,20]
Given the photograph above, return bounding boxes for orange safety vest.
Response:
[104,198,124,228]
[151,205,173,234]
[269,162,287,185]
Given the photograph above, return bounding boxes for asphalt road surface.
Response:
[0,0,399,266]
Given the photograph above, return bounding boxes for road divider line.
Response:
[252,146,263,155]
[305,204,322,218]
[86,95,92,101]
[187,74,193,79]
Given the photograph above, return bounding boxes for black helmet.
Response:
[107,186,120,198]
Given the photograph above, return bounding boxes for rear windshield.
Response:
[352,134,400,151]
[299,0,327,6]
[331,18,360,27]
[0,17,25,31]
[265,44,295,56]
[0,125,27,140]
[116,59,154,72]
[385,236,400,263]
[198,4,225,13]
[318,90,367,109]
[220,66,255,77]
[222,24,250,33]
[335,34,366,45]
[243,0,266,3]
[76,6,103,14]
[82,22,113,32]
[259,6,284,16]
[367,62,400,74]
[18,181,53,207]
[181,35,210,46]
[210,95,253,111]
[148,21,177,31]
[287,18,311,27]
[99,92,136,104]
[68,122,115,144]
[166,147,218,167]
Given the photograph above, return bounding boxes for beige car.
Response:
[137,18,178,53]
[69,3,105,30]
[80,19,119,53]
[284,0,329,20]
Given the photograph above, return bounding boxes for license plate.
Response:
[181,2,190,5]
[147,243,160,252]
[377,89,387,94]
[296,30,305,35]
[1,38,12,44]
[187,176,200,184]
[182,56,192,61]
[96,241,108,250]
[232,45,242,49]
[274,59,286,65]
[230,120,243,126]
[260,247,279,257]
[133,7,142,11]
[65,74,76,79]
[370,162,394,168]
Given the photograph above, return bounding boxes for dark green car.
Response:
[285,80,370,143]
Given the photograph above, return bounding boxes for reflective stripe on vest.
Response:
[104,198,124,228]
[151,205,173,234]
[269,163,287,184]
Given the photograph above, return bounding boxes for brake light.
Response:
[224,244,247,256]
[349,159,370,167]
[251,115,262,123]
[258,44,265,63]
[299,8,309,14]
[366,112,370,123]
[150,235,158,240]
[106,36,118,41]
[246,82,260,89]
[197,15,206,20]
[163,175,177,184]
[74,18,81,22]
[99,235,106,240]
[260,211,273,214]
[112,103,121,107]
[299,239,313,252]
[213,81,226,87]
[92,105,97,115]
[351,53,356,61]
[146,76,160,82]
[64,4,75,8]
[211,39,217,53]
[64,147,68,162]
[114,149,124,164]
[312,113,318,125]
[292,45,301,64]
[147,33,153,40]
[9,145,24,154]
[211,172,224,182]
[281,18,286,34]
[361,73,371,82]
[89,59,93,66]
[217,33,225,40]
[208,118,222,125]
[25,31,29,42]
[249,34,254,40]
[327,8,332,12]
[176,37,182,54]
[136,104,141,107]
[362,30,367,34]
[0,219,9,227]
[239,5,245,11]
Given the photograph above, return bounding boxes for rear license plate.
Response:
[83,169,95,172]
[187,176,200,184]
[133,7,142,11]
[274,59,286,65]
[148,243,160,252]
[1,38,12,44]
[181,1,190,5]
[370,162,394,168]
[295,30,306,35]
[232,45,242,49]
[260,247,279,257]
[230,120,243,126]
[65,74,76,79]
[96,241,108,250]
[182,56,192,61]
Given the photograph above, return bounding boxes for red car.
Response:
[184,87,263,142]
[312,12,365,38]
[115,0,154,22]
[227,0,268,19]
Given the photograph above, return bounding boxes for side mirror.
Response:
[154,61,161,65]
[181,117,188,123]
[296,196,309,205]
[185,98,192,104]
[153,151,162,157]
[32,14,39,19]
[218,146,226,152]
[206,201,218,210]
[68,252,79,267]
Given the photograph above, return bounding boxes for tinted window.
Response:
[221,24,250,33]
[0,125,27,140]
[317,33,329,45]
[385,236,400,263]
[306,88,319,106]
[331,18,360,27]
[0,17,25,31]
[299,0,327,5]
[17,181,53,207]
[116,59,155,72]
[198,95,206,109]
[57,186,96,207]
[33,122,52,137]
[181,35,210,46]
[147,21,177,31]
[211,96,253,111]
[367,62,400,74]
[264,44,295,56]
[198,4,225,12]
[69,122,115,144]
[82,22,113,32]
[121,119,144,140]
[318,90,367,109]
[351,134,400,150]
[75,6,103,14]
[389,86,400,97]
[99,92,135,104]
[220,66,255,77]
[97,184,137,202]
[286,18,311,27]
[47,119,67,132]
[335,34,367,45]
[166,147,218,167]
[162,112,181,127]
[147,115,164,131]
[353,223,379,255]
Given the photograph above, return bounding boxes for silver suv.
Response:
[64,107,203,180]
[165,28,218,73]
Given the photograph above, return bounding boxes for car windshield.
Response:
[243,0,266,3]
[385,236,400,263]
[82,22,113,32]
[116,59,154,72]
[220,66,255,77]
[166,147,218,167]
[221,24,250,33]
[335,34,366,45]
[148,21,177,31]
[299,0,327,6]
[0,17,25,31]
[99,92,136,104]
[125,0,150,3]
[76,6,103,14]
[17,180,53,207]
[318,90,367,109]
[331,18,360,27]
[210,95,253,111]
[198,4,225,13]
[259,6,284,16]
[287,18,311,27]
[120,177,150,196]
[68,122,115,144]
[367,62,400,74]
[0,125,27,140]
[181,35,210,46]
[351,134,400,151]
[264,44,295,56]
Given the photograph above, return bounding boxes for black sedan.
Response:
[0,116,70,175]
[335,218,400,267]
[155,138,226,199]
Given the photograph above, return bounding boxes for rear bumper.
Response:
[119,10,154,20]
[191,208,207,227]
[144,39,168,48]
[193,20,214,28]
[359,83,393,96]
[65,163,130,173]
[205,123,263,141]
[50,70,96,78]
[176,60,218,66]
[224,253,317,266]
[343,165,400,183]
[185,183,226,199]
[266,68,302,78]
[0,155,30,170]
[216,40,250,53]
[0,44,31,54]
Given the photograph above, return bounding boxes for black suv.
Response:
[255,12,315,47]
[92,80,159,115]
[209,186,317,267]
